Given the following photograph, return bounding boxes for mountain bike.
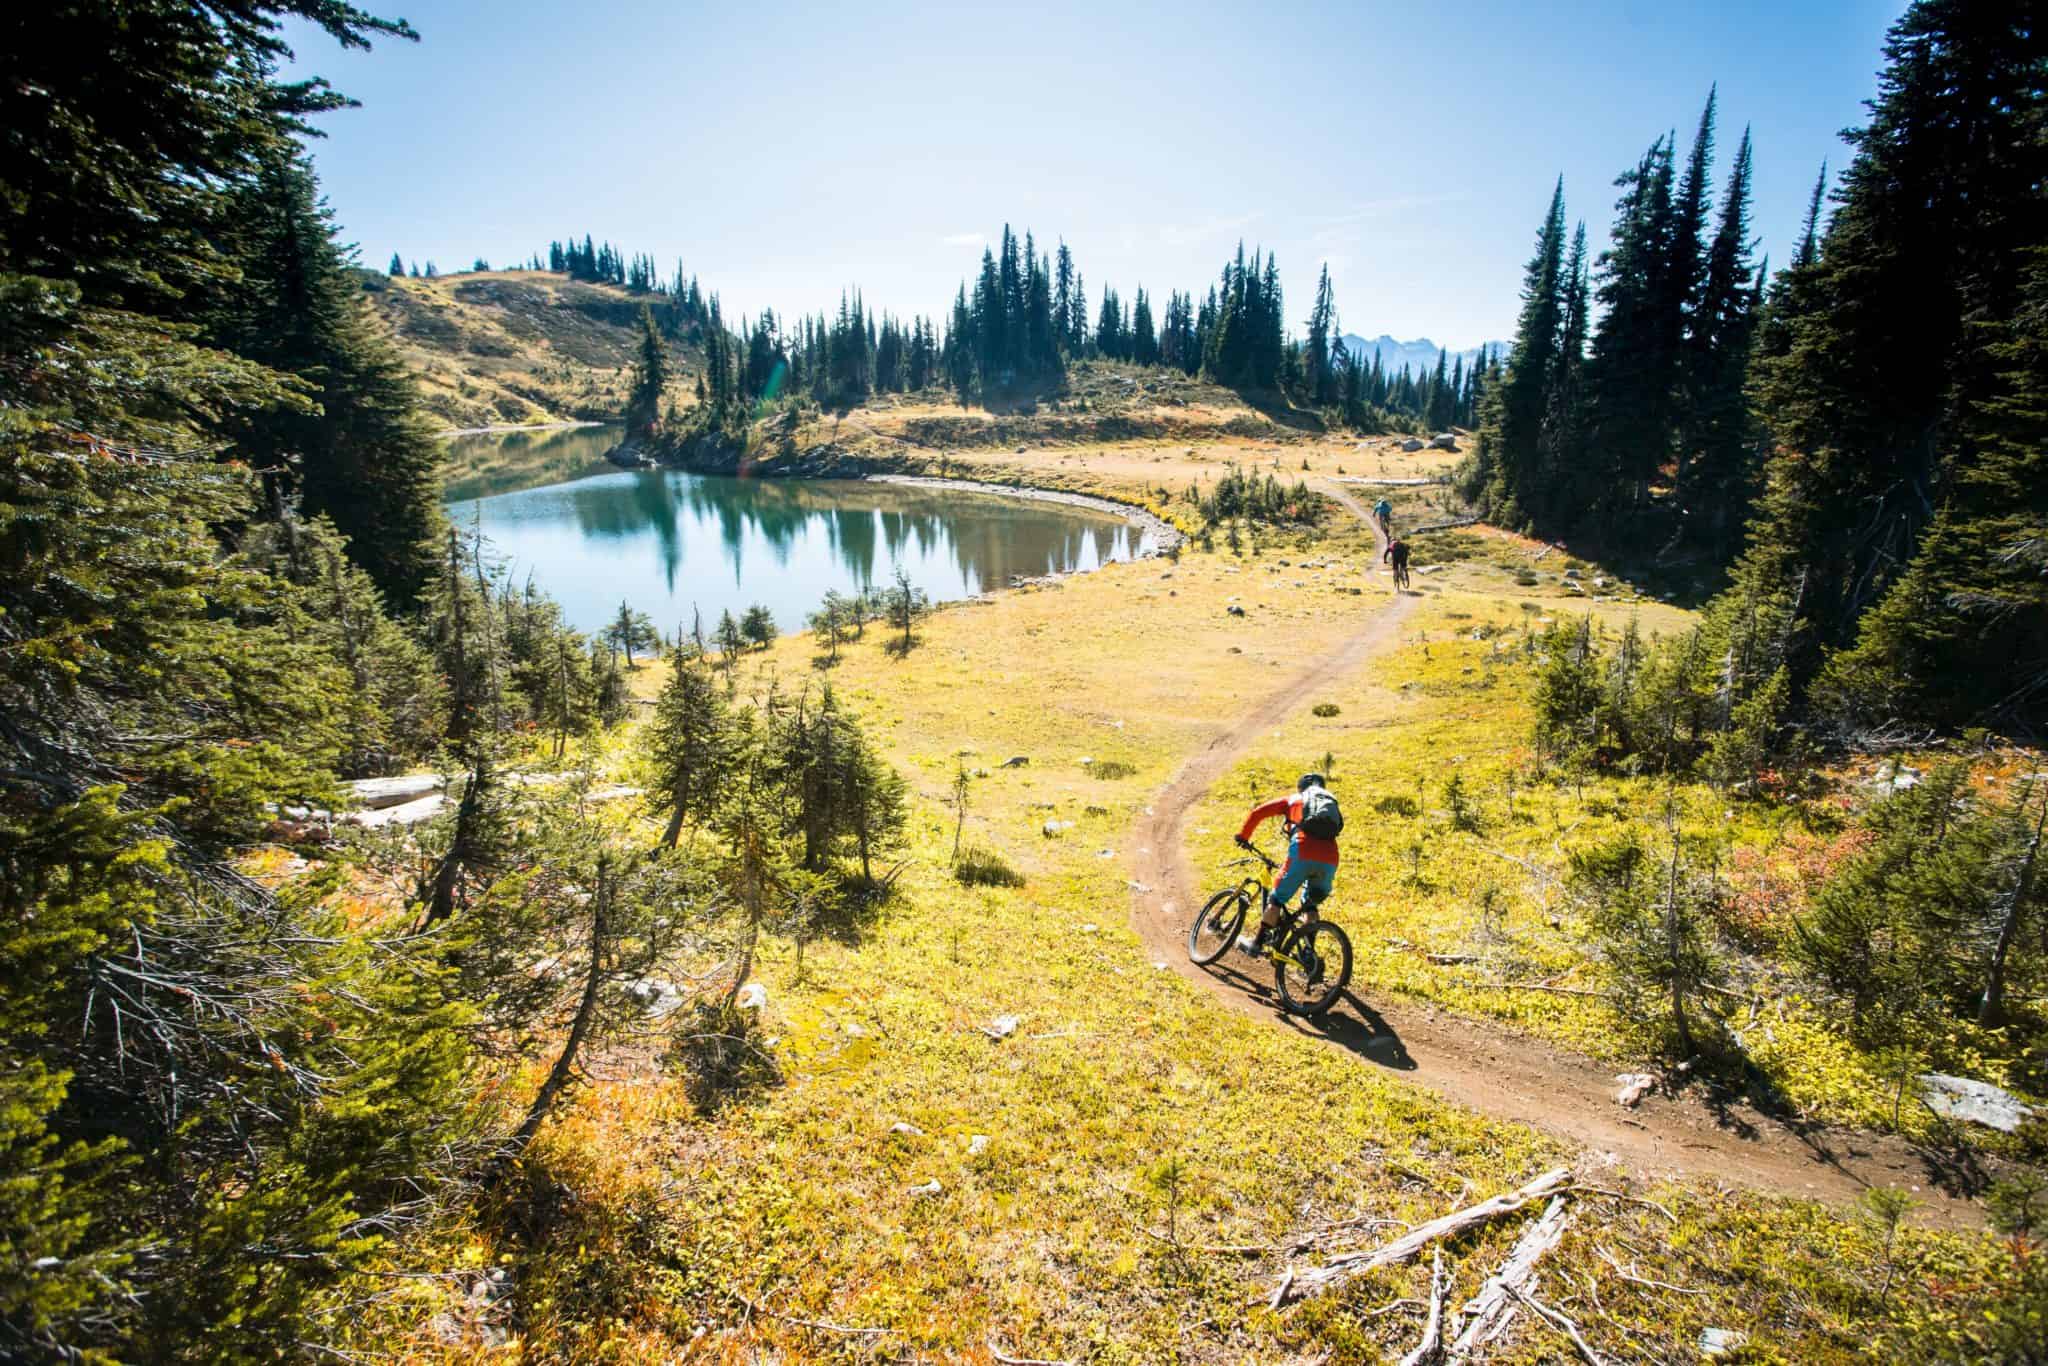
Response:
[1186,839,1353,1016]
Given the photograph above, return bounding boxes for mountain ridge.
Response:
[1338,332,1508,380]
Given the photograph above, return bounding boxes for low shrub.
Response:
[1312,703,1341,718]
[955,847,1025,888]
[1088,759,1137,780]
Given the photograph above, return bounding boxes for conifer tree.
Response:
[1712,0,2047,721]
[1468,178,1568,527]
[208,150,444,599]
[647,647,743,847]
[626,303,670,438]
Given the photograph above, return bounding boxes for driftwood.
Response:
[1397,1248,1450,1366]
[1265,1167,1570,1307]
[1508,1284,1606,1364]
[1446,1194,1572,1359]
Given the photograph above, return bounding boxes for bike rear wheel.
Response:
[1274,920,1353,1015]
[1187,888,1249,965]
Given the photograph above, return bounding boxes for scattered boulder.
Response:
[347,774,446,809]
[981,1014,1022,1040]
[1400,438,1425,453]
[1700,1329,1747,1358]
[1226,605,1246,617]
[1429,432,1458,450]
[907,1179,944,1198]
[1042,819,1072,836]
[344,792,447,828]
[735,982,768,1011]
[1614,1073,1658,1108]
[625,977,687,1016]
[1000,755,1030,768]
[889,1120,924,1137]
[1919,1073,2037,1132]
[966,1134,991,1157]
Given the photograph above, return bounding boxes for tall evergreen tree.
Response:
[1718,0,2047,720]
[1469,178,1568,527]
[206,150,443,599]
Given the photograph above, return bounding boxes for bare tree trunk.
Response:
[1980,794,2046,1026]
[512,858,610,1153]
[421,758,487,930]
[1665,810,1693,1057]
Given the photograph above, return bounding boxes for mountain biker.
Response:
[1372,497,1392,532]
[1234,773,1341,955]
[1383,536,1411,589]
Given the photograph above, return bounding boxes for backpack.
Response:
[1298,787,1344,840]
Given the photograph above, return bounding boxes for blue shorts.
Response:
[1273,840,1336,910]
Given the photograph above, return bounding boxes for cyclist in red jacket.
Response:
[1234,773,1341,955]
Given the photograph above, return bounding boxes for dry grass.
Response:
[330,487,2028,1360]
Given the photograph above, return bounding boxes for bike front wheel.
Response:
[1274,920,1353,1015]
[1187,888,1249,966]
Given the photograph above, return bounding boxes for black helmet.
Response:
[1298,772,1327,791]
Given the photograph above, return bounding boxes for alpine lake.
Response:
[441,425,1157,636]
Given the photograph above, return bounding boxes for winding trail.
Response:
[1127,482,1988,1230]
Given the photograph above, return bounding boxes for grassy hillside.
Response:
[360,269,702,429]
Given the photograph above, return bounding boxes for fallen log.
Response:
[1446,1194,1572,1359]
[1264,1166,1569,1307]
[1397,1247,1450,1366]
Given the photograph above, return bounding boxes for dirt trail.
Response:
[1128,486,1988,1230]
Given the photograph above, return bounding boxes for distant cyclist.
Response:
[1373,497,1392,533]
[1234,773,1343,955]
[1383,536,1411,589]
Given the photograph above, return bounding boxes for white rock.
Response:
[966,1134,990,1156]
[346,774,445,809]
[1614,1072,1658,1108]
[1700,1328,1746,1358]
[1079,923,1099,933]
[1920,1073,2037,1132]
[735,982,767,1011]
[343,792,447,828]
[983,1014,1021,1040]
[889,1121,923,1137]
[907,1179,943,1198]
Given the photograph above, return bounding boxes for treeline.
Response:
[0,3,914,1356]
[1465,87,1763,557]
[602,222,1490,430]
[1481,0,2046,739]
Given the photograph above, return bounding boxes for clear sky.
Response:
[285,0,1903,349]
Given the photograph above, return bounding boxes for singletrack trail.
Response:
[1127,485,1987,1229]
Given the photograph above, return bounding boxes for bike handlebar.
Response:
[1232,837,1278,871]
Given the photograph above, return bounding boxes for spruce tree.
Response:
[1469,178,1568,527]
[626,303,670,438]
[207,150,444,599]
[1716,0,2047,718]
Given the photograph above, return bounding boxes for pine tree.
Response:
[1680,127,1761,544]
[647,647,743,847]
[1469,178,1568,527]
[1714,0,2047,719]
[207,150,444,599]
[626,303,670,438]
[1305,263,1336,404]
[388,250,404,275]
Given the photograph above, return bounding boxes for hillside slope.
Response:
[360,269,702,430]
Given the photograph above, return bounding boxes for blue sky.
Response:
[286,0,1902,349]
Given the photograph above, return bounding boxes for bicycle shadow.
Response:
[1198,961,1416,1072]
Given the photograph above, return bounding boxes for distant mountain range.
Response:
[1338,333,1510,379]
